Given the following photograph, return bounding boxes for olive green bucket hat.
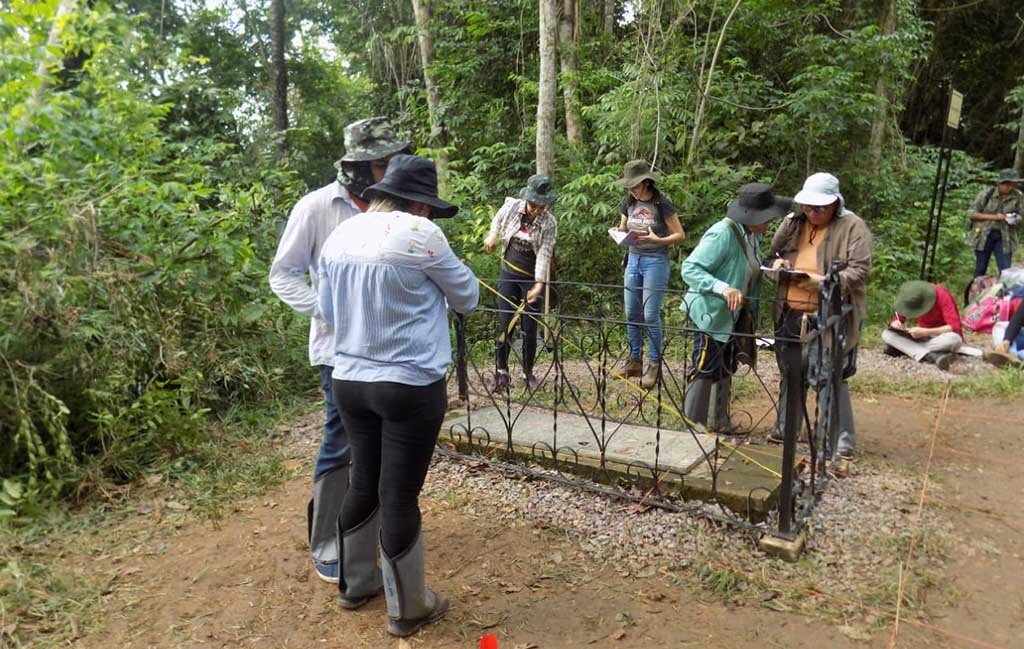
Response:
[614,159,660,188]
[893,280,937,318]
[519,174,557,205]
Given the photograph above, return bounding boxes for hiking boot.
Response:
[983,349,1022,369]
[489,370,510,392]
[615,357,642,378]
[923,352,954,371]
[640,361,661,390]
[522,372,541,391]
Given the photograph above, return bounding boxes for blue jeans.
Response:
[624,253,670,362]
[314,365,350,480]
[973,229,1012,278]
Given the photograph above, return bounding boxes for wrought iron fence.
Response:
[440,264,850,541]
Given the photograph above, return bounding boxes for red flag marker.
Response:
[479,633,498,649]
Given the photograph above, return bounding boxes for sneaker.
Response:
[923,352,954,371]
[314,561,339,584]
[767,429,784,444]
[522,372,541,391]
[883,344,902,357]
[489,370,510,392]
[836,447,854,460]
[614,357,642,378]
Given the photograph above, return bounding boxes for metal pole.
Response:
[777,321,803,536]
[921,126,949,280]
[927,139,955,281]
[455,313,469,402]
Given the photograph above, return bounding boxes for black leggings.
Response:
[496,268,542,373]
[332,379,446,556]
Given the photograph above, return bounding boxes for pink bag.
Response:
[962,295,1000,333]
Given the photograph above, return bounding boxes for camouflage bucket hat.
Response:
[997,168,1023,184]
[340,116,411,162]
[519,174,557,206]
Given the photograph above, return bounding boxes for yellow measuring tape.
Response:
[476,250,783,479]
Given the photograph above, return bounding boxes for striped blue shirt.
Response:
[317,210,479,385]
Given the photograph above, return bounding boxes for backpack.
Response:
[962,295,1001,333]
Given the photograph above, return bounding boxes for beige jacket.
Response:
[768,209,873,350]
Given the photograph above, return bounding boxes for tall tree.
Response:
[270,0,288,159]
[1016,114,1024,177]
[867,0,897,172]
[687,0,742,164]
[536,0,558,175]
[411,0,448,194]
[559,0,582,144]
[603,0,614,35]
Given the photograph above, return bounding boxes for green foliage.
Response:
[0,3,311,511]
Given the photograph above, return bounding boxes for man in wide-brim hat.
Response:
[966,167,1023,281]
[317,153,478,638]
[882,280,968,371]
[680,182,791,434]
[268,116,411,585]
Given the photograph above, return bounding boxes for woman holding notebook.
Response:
[611,160,685,389]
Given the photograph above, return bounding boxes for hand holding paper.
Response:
[608,228,639,247]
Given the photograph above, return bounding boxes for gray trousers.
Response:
[774,309,857,457]
[880,330,961,361]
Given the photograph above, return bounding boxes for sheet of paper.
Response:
[608,228,638,247]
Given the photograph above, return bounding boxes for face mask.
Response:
[337,161,375,200]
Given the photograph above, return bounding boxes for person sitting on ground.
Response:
[883,281,965,371]
[681,183,790,434]
[318,155,478,637]
[612,160,686,390]
[984,297,1024,368]
[483,174,558,391]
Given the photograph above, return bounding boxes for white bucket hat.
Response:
[794,172,844,207]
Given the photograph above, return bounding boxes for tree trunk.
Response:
[559,0,582,144]
[23,0,78,125]
[867,0,897,172]
[604,0,614,35]
[411,0,448,195]
[536,0,558,175]
[270,0,289,160]
[1015,110,1024,177]
[687,0,742,164]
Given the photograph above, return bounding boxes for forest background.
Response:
[2,0,1023,515]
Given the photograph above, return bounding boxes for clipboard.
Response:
[885,325,915,340]
[759,265,810,279]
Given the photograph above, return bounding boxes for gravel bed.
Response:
[422,453,956,623]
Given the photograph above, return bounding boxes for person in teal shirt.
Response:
[680,183,790,433]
